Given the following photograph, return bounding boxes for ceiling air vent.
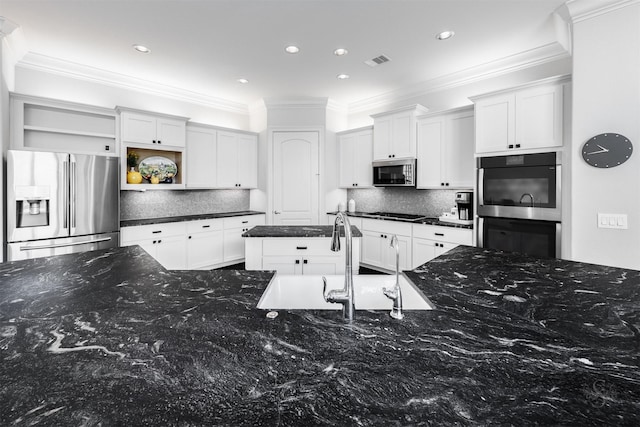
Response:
[364,54,391,68]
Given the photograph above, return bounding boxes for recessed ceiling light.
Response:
[132,44,151,53]
[435,31,455,41]
[285,45,300,54]
[334,48,348,56]
[337,74,350,80]
[237,78,249,84]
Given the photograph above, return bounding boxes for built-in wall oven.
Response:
[477,152,561,258]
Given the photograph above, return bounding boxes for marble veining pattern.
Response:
[121,210,265,227]
[1,245,639,425]
[243,225,363,238]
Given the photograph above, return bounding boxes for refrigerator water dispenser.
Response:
[15,185,51,228]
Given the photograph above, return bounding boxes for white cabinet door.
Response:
[338,128,373,188]
[121,112,157,145]
[373,115,393,160]
[391,111,415,159]
[155,234,188,270]
[515,84,563,150]
[443,110,475,188]
[187,230,224,269]
[216,130,258,189]
[361,230,386,267]
[262,256,303,275]
[186,126,217,188]
[223,228,245,263]
[416,117,445,188]
[237,133,258,188]
[304,256,343,275]
[412,238,438,268]
[216,130,239,188]
[156,118,186,147]
[474,93,515,154]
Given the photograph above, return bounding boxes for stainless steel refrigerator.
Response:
[6,150,120,261]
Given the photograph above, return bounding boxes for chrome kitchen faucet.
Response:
[323,212,355,321]
[383,234,404,320]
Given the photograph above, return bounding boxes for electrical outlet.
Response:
[597,213,628,229]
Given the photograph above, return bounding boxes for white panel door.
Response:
[186,126,217,188]
[273,131,319,225]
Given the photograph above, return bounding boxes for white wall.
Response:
[569,2,640,269]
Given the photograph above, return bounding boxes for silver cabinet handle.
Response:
[273,211,281,214]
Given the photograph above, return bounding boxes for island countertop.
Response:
[242,224,362,238]
[1,245,639,425]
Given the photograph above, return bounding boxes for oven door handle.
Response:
[477,217,484,248]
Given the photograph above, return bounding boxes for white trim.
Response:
[16,52,250,115]
[348,42,570,114]
[564,0,639,23]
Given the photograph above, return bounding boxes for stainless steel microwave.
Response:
[373,159,416,187]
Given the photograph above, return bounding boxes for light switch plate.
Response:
[598,213,628,229]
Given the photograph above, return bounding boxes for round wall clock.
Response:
[581,133,633,168]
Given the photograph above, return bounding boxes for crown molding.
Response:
[348,41,571,114]
[0,16,19,38]
[564,0,639,23]
[262,97,329,110]
[16,52,250,115]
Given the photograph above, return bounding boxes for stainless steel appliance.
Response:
[373,159,416,187]
[7,150,119,261]
[477,152,561,221]
[455,191,473,221]
[477,152,561,258]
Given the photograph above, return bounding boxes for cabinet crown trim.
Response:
[469,75,571,102]
[417,105,474,120]
[187,121,257,136]
[336,125,374,135]
[116,106,190,121]
[370,104,429,119]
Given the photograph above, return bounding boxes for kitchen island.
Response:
[1,245,639,425]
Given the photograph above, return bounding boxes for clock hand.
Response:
[586,149,609,155]
[596,144,609,152]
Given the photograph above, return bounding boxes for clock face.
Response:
[582,133,633,168]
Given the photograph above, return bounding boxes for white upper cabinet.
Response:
[216,130,258,189]
[417,107,474,189]
[10,93,118,157]
[120,109,187,148]
[472,77,568,154]
[371,105,428,161]
[186,125,217,188]
[338,127,373,188]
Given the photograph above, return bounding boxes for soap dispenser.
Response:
[348,199,356,213]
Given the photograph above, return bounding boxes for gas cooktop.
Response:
[359,212,428,222]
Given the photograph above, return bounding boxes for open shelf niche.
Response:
[122,146,185,190]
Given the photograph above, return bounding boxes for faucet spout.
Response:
[383,234,404,319]
[323,212,355,321]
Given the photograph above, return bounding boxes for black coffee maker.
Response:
[455,192,473,221]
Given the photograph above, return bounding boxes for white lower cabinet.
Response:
[223,215,266,263]
[245,237,361,275]
[186,219,224,269]
[412,224,473,268]
[121,214,265,270]
[121,222,188,270]
[360,219,412,272]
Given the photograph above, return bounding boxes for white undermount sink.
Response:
[257,274,435,311]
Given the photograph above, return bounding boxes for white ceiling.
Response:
[2,0,569,110]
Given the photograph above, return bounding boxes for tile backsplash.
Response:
[120,189,250,220]
[346,188,460,217]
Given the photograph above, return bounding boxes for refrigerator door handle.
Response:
[63,160,69,230]
[19,236,113,251]
[70,158,77,231]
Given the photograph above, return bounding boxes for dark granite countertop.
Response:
[1,245,639,425]
[328,211,474,229]
[120,210,265,227]
[242,225,363,238]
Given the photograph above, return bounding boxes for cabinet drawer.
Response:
[223,214,265,229]
[361,218,412,236]
[121,222,186,243]
[412,224,472,245]
[262,238,340,256]
[186,218,223,234]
